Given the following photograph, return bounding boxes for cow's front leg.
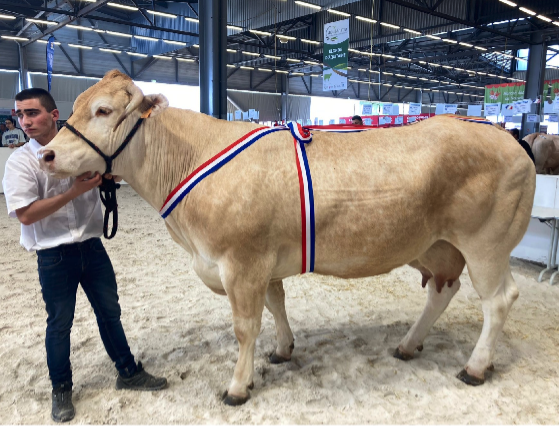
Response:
[220,258,272,406]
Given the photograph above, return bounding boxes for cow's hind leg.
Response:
[457,259,518,385]
[265,280,294,364]
[220,257,273,406]
[395,277,461,360]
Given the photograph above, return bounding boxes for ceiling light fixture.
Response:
[100,48,121,53]
[301,38,320,44]
[106,31,132,38]
[27,18,57,25]
[518,7,536,15]
[165,40,187,46]
[227,25,243,31]
[108,3,138,11]
[243,51,260,56]
[147,10,177,18]
[153,55,172,59]
[127,52,148,57]
[403,28,421,35]
[67,24,93,31]
[499,0,517,6]
[328,10,350,17]
[2,35,28,41]
[537,15,552,22]
[185,17,199,23]
[426,34,441,40]
[276,34,296,40]
[0,14,16,19]
[294,1,321,10]
[250,29,271,36]
[177,58,196,62]
[356,16,376,23]
[134,35,158,41]
[379,22,399,29]
[68,44,92,49]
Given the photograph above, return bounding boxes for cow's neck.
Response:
[112,108,242,213]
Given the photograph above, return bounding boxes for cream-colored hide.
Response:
[40,70,536,405]
[531,134,559,174]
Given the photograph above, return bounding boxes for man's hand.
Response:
[8,144,14,149]
[69,172,102,198]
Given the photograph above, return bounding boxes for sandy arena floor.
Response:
[1,185,558,424]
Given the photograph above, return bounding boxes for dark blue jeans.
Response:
[37,237,137,388]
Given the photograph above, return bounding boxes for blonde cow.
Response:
[39,70,535,405]
[531,134,559,174]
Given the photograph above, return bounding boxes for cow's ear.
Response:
[143,94,169,118]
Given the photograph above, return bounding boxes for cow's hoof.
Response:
[222,390,250,406]
[393,347,414,361]
[456,369,485,386]
[269,352,291,364]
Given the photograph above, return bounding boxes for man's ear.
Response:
[143,94,169,117]
[52,108,60,121]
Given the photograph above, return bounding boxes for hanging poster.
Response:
[526,114,539,123]
[395,116,404,125]
[484,103,501,116]
[514,99,532,114]
[234,110,242,120]
[362,103,373,115]
[306,119,313,125]
[339,118,346,124]
[381,103,393,115]
[323,19,349,91]
[46,36,55,92]
[553,98,559,112]
[319,120,324,125]
[328,119,335,124]
[363,118,372,125]
[548,115,558,123]
[248,109,257,119]
[504,115,513,122]
[408,102,421,115]
[484,82,525,105]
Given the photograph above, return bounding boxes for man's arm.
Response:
[16,172,102,225]
[15,129,26,147]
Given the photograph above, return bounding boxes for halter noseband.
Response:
[62,107,153,175]
[60,107,153,239]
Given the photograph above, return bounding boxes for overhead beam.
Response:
[383,0,530,44]
[21,0,112,46]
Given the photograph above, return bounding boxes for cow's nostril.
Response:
[43,150,55,163]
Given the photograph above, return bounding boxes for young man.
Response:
[2,117,26,148]
[351,115,363,126]
[2,88,167,423]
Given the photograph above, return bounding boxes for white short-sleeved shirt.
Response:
[2,128,26,146]
[3,139,103,251]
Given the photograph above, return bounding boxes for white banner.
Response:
[323,19,349,91]
[501,103,517,115]
[553,98,559,112]
[408,103,421,115]
[514,99,532,114]
[444,104,458,114]
[526,114,539,123]
[467,105,482,117]
[484,103,501,116]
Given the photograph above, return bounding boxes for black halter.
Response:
[62,112,150,239]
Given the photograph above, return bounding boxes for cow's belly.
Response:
[192,254,226,295]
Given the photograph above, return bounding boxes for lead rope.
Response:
[99,177,120,239]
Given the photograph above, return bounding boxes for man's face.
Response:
[352,118,363,125]
[15,98,58,141]
[5,119,14,130]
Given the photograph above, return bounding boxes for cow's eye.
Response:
[96,107,112,116]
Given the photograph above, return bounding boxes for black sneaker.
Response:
[115,361,167,391]
[51,383,75,423]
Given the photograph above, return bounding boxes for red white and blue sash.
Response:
[159,122,372,274]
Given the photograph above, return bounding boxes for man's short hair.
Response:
[15,88,58,112]
[352,115,362,122]
[5,118,14,125]
[510,128,520,139]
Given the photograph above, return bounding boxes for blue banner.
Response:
[46,36,55,92]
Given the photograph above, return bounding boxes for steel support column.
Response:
[199,0,227,119]
[18,44,28,90]
[281,74,289,122]
[521,32,547,137]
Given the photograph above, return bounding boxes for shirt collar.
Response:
[29,139,43,157]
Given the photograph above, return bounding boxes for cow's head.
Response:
[39,69,168,178]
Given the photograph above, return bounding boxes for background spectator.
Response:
[2,118,26,149]
[352,115,363,126]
